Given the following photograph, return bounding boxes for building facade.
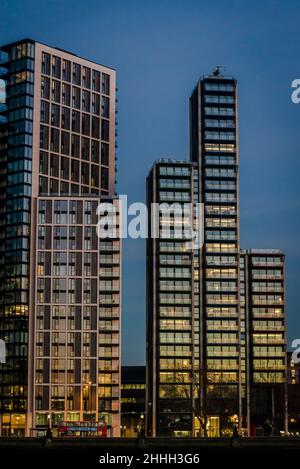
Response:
[146,71,287,437]
[0,39,120,436]
[146,159,200,437]
[190,72,242,436]
[241,249,287,435]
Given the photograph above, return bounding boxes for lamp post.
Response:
[138,413,145,438]
[83,381,92,421]
[46,413,52,439]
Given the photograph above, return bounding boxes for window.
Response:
[91,140,100,163]
[52,56,61,79]
[62,59,71,82]
[62,83,70,105]
[51,104,60,126]
[82,66,91,89]
[51,80,61,103]
[71,134,80,157]
[102,73,110,95]
[50,128,59,152]
[72,87,80,109]
[71,160,79,182]
[91,165,99,187]
[60,156,69,180]
[101,143,109,166]
[41,52,50,75]
[101,96,109,117]
[82,113,90,135]
[72,63,81,86]
[101,167,108,190]
[92,70,100,92]
[50,178,59,194]
[40,125,49,150]
[61,131,70,155]
[92,116,100,138]
[39,151,48,175]
[40,100,49,124]
[92,93,100,115]
[61,107,70,129]
[72,110,80,133]
[81,162,89,185]
[82,89,90,112]
[205,95,234,104]
[50,153,59,177]
[204,83,234,92]
[39,176,48,194]
[81,137,90,160]
[101,119,109,141]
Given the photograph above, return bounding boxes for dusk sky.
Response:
[1,0,299,365]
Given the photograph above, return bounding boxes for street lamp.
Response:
[46,413,52,439]
[83,381,93,421]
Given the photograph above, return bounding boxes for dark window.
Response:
[61,131,70,155]
[71,160,79,182]
[61,107,70,130]
[51,80,61,103]
[62,60,71,82]
[39,151,48,175]
[71,134,80,157]
[72,111,80,133]
[82,113,90,136]
[61,156,69,180]
[52,56,61,79]
[60,181,69,194]
[82,67,91,89]
[82,90,90,112]
[81,162,89,185]
[102,73,110,95]
[101,167,109,190]
[41,76,50,99]
[92,93,100,115]
[101,143,109,166]
[92,70,100,92]
[62,83,70,106]
[51,104,60,127]
[101,96,109,118]
[50,179,59,194]
[91,165,99,187]
[71,184,79,194]
[72,63,81,86]
[39,176,48,194]
[41,101,49,124]
[101,119,109,141]
[81,137,90,161]
[41,53,50,75]
[92,116,100,139]
[50,128,59,152]
[72,87,80,109]
[50,154,59,178]
[40,125,49,150]
[91,140,100,163]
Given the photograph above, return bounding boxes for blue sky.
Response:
[1,0,299,364]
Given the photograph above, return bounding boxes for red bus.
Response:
[58,421,107,437]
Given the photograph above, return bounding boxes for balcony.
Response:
[252,337,285,345]
[252,324,285,332]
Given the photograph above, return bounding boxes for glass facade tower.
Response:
[0,39,120,436]
[190,73,241,435]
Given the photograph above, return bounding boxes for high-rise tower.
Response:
[146,70,287,437]
[0,39,121,436]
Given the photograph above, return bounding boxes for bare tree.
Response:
[168,366,227,437]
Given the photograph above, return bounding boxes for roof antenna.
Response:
[212,66,225,76]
